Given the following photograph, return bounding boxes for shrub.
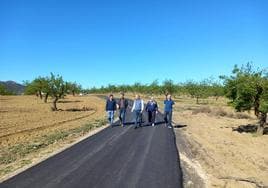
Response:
[192,106,211,115]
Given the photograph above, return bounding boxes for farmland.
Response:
[0,95,106,180]
[0,93,268,187]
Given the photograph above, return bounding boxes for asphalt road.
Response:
[1,105,183,188]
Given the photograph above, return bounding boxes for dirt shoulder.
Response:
[172,101,268,188]
[0,95,107,181]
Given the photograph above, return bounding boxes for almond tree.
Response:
[25,77,47,99]
[185,80,209,104]
[48,73,68,111]
[67,82,82,96]
[208,82,225,101]
[148,80,161,95]
[162,79,176,96]
[24,77,50,102]
[222,63,268,135]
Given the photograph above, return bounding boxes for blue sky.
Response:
[0,0,267,88]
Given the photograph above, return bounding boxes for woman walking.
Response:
[145,97,158,126]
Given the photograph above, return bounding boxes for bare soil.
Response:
[0,95,104,146]
[172,97,268,188]
[0,95,105,180]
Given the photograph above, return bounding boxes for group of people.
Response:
[105,93,175,129]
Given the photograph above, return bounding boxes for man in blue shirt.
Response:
[105,94,117,127]
[164,94,175,128]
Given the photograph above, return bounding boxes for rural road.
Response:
[1,102,183,188]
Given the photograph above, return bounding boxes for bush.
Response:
[235,112,251,119]
[191,106,251,119]
[192,106,212,115]
[213,108,228,117]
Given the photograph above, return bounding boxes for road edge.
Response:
[0,124,109,183]
[174,127,208,188]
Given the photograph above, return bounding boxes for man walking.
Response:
[106,94,117,127]
[145,97,158,126]
[164,94,175,128]
[131,94,144,129]
[117,93,128,127]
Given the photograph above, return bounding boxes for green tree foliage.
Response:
[25,73,82,110]
[24,77,42,97]
[162,79,176,95]
[0,84,13,95]
[86,79,225,103]
[211,83,225,101]
[222,63,268,135]
[67,82,82,96]
[132,82,145,94]
[48,73,68,111]
[206,78,225,101]
[24,76,50,101]
[184,80,210,104]
[148,80,161,95]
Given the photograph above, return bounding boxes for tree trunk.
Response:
[196,97,199,104]
[257,112,266,135]
[254,87,262,117]
[254,105,260,117]
[52,97,58,111]
[44,93,49,103]
[59,92,65,99]
[72,91,75,96]
[38,90,43,100]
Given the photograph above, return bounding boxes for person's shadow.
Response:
[173,124,187,128]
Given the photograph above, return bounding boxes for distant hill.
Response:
[0,81,25,95]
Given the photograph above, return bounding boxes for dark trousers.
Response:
[134,110,142,126]
[119,109,126,124]
[164,111,173,127]
[148,111,156,124]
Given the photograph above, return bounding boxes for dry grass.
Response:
[0,95,106,179]
[191,106,252,119]
[172,97,268,188]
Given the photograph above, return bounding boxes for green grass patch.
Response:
[0,165,13,176]
[20,159,32,166]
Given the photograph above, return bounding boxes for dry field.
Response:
[1,94,267,187]
[171,97,268,188]
[0,95,106,180]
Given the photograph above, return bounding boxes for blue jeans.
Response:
[134,110,142,126]
[164,111,173,127]
[119,109,126,125]
[107,111,115,125]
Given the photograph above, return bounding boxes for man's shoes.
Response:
[134,126,138,129]
[152,123,155,126]
[168,126,172,128]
